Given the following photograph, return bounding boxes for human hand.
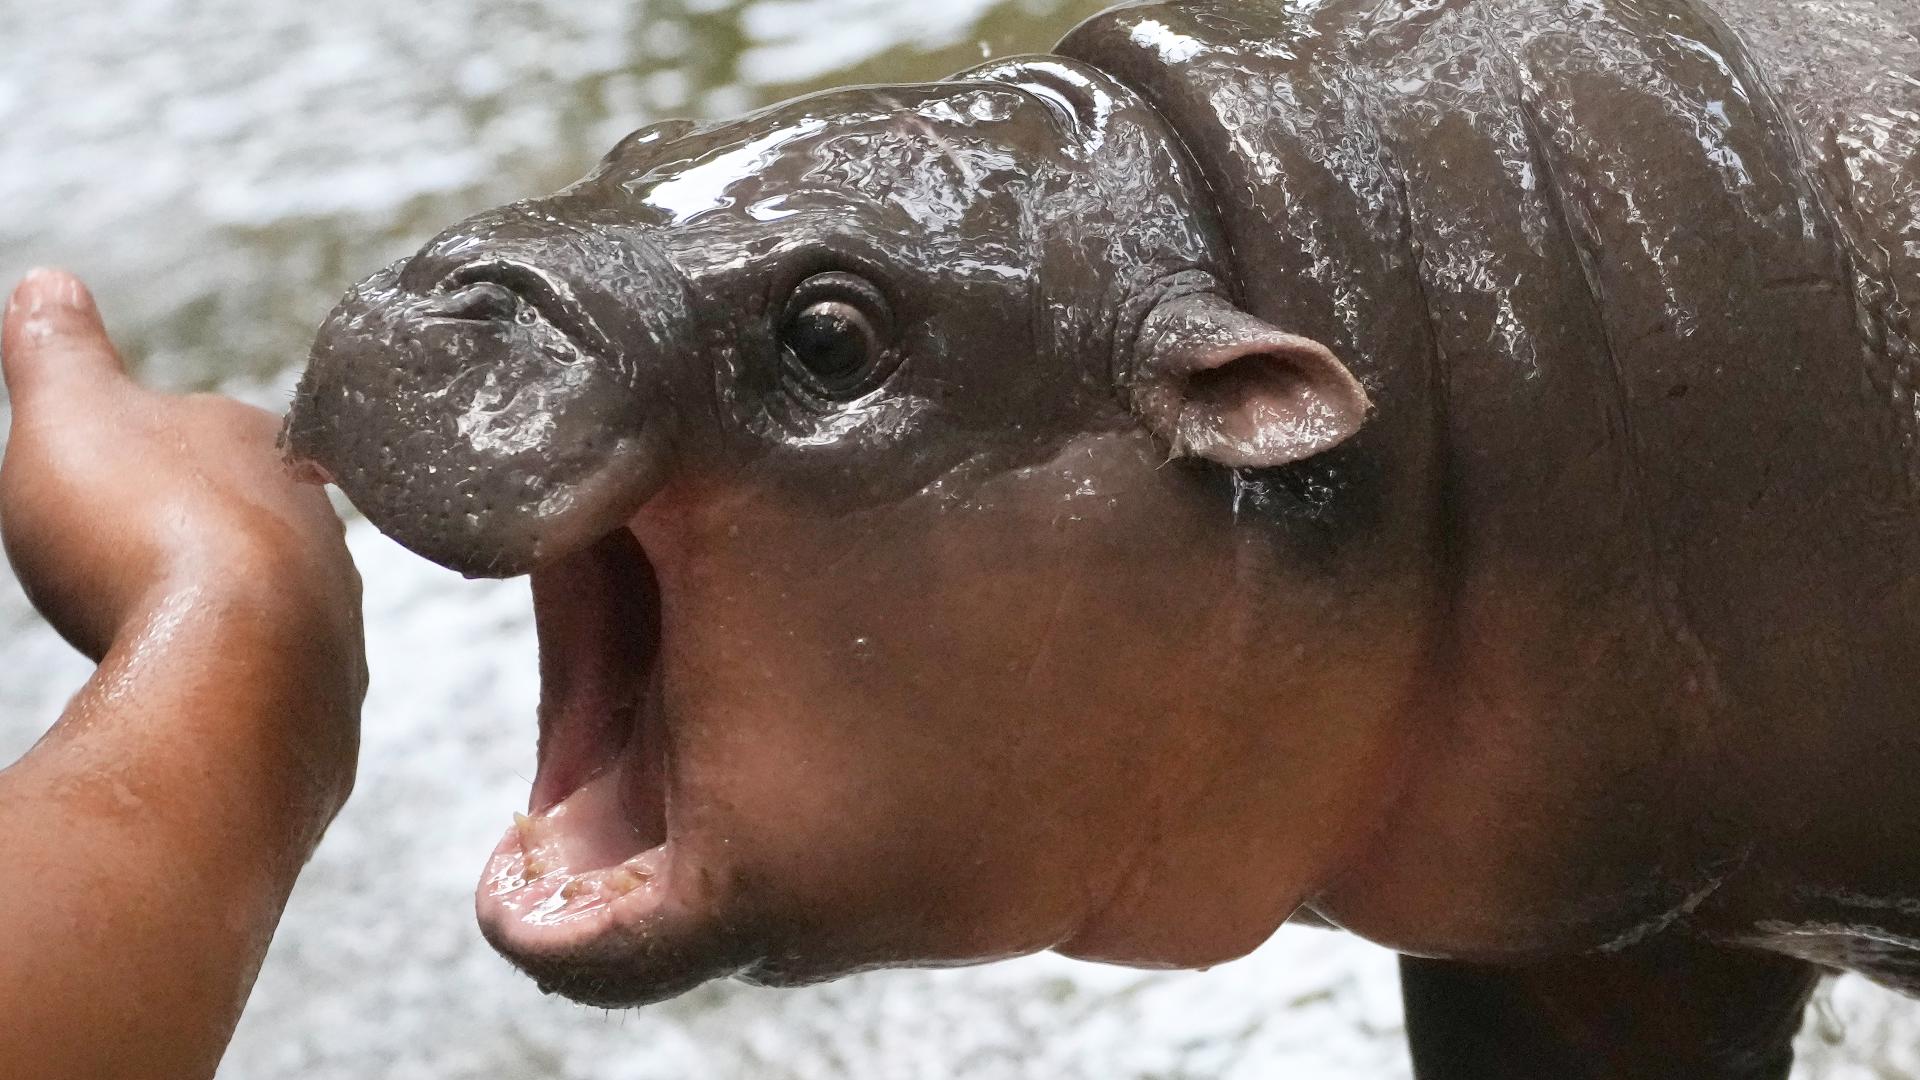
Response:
[0,269,370,1079]
[0,269,366,799]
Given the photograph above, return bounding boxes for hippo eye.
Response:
[786,302,875,380]
[779,272,896,400]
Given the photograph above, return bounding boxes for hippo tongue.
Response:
[503,760,667,896]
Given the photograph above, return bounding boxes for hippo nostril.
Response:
[429,281,522,323]
[416,259,615,355]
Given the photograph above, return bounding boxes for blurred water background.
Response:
[0,0,1913,1075]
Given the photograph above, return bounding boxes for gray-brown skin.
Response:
[282,0,1920,1074]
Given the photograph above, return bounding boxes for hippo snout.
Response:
[282,209,690,578]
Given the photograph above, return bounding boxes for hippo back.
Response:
[1726,0,1920,449]
[1062,0,1920,950]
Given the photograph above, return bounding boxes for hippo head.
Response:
[285,58,1376,1005]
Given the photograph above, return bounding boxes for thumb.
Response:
[2,268,130,410]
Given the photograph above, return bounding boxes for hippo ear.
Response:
[1132,294,1370,468]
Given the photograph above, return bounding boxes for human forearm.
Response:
[0,270,367,1080]
[0,589,357,1079]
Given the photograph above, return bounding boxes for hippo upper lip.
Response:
[429,259,617,357]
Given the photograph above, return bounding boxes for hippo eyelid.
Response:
[778,271,894,331]
[760,246,905,319]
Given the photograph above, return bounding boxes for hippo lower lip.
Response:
[473,526,697,986]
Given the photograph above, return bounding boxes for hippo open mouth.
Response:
[474,526,676,963]
[281,209,759,1000]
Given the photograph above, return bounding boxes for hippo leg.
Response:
[1399,938,1820,1079]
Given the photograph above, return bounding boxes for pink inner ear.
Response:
[1173,341,1368,469]
[1132,292,1369,468]
[1185,354,1315,443]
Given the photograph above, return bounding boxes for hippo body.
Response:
[286,0,1920,1075]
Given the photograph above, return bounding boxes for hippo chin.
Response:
[286,0,1920,1071]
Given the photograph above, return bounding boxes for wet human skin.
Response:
[286,0,1918,1072]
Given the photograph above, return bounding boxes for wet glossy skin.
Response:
[287,0,1919,1072]
[1074,0,1920,950]
[1068,0,1920,937]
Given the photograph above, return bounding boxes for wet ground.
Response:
[0,0,1914,1074]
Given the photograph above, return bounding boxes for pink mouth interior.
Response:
[479,528,673,931]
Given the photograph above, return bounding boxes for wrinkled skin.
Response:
[286,0,1920,1073]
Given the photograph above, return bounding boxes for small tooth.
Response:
[513,813,536,849]
[524,858,551,879]
[560,879,584,902]
[608,868,648,895]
